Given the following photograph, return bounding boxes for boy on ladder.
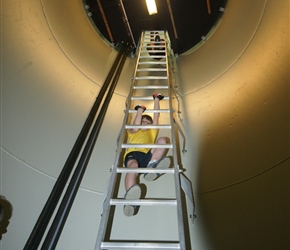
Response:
[123,93,171,216]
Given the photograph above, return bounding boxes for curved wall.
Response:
[1,0,289,249]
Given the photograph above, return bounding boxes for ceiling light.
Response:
[145,0,158,15]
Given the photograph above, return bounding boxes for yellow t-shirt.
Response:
[124,129,158,158]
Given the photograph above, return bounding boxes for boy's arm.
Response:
[153,93,164,125]
[128,105,145,134]
[153,98,160,125]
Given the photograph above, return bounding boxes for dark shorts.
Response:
[124,150,152,168]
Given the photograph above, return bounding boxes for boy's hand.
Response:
[134,105,146,112]
[153,93,164,100]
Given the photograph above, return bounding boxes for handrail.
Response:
[24,42,130,250]
[173,118,187,154]
[164,31,187,155]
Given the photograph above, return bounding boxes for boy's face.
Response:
[141,118,152,129]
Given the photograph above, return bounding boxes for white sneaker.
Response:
[123,184,141,216]
[144,157,171,182]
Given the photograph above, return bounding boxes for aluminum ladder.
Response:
[95,30,194,250]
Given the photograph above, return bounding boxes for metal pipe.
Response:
[24,43,127,250]
[206,0,212,14]
[117,0,136,47]
[166,0,178,39]
[173,118,187,154]
[41,44,130,250]
[96,0,114,43]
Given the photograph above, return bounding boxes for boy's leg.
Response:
[144,156,171,181]
[125,159,139,191]
[143,137,171,181]
[150,137,168,161]
[123,184,141,216]
[124,158,141,216]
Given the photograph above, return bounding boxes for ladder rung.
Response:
[137,68,167,72]
[143,34,165,37]
[144,35,165,38]
[140,56,166,59]
[110,199,177,206]
[143,36,165,38]
[101,242,180,249]
[141,46,166,49]
[131,96,169,100]
[128,109,170,113]
[122,144,173,149]
[144,30,165,33]
[135,76,168,80]
[143,37,165,40]
[116,168,176,174]
[125,125,171,129]
[133,85,168,90]
[143,37,165,39]
[138,61,166,65]
[142,35,165,38]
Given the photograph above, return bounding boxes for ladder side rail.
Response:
[42,44,130,250]
[131,31,146,83]
[169,74,181,113]
[165,31,174,58]
[165,34,187,250]
[95,69,139,250]
[167,30,195,245]
[96,96,131,246]
[164,31,187,155]
[95,32,146,250]
[94,98,132,250]
[165,30,187,155]
[24,43,128,250]
[169,89,187,250]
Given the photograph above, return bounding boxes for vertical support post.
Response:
[97,0,114,43]
[166,0,178,39]
[117,0,136,47]
[206,0,212,14]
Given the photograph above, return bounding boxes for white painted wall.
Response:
[1,0,289,249]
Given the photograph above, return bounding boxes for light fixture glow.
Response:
[145,0,158,15]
